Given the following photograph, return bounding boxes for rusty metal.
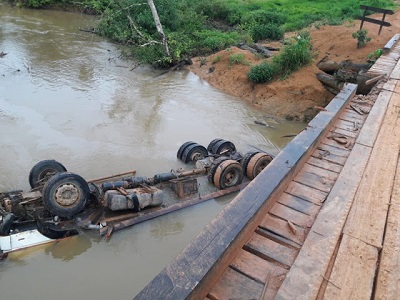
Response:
[87,170,137,184]
[55,184,80,206]
[170,177,198,198]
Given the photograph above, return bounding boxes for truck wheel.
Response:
[29,160,67,189]
[42,172,89,218]
[207,138,222,152]
[246,152,273,179]
[181,143,208,163]
[241,151,258,174]
[177,141,196,160]
[36,219,79,239]
[211,139,236,155]
[207,157,230,184]
[213,159,244,189]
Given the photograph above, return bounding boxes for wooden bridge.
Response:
[135,35,400,300]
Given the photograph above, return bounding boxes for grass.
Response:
[247,32,314,83]
[220,0,395,31]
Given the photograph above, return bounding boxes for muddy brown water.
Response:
[0,4,305,299]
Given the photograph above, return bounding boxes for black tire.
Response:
[29,160,67,189]
[246,152,273,179]
[207,138,222,152]
[211,139,236,155]
[207,157,230,184]
[177,141,196,160]
[36,219,79,239]
[181,143,208,163]
[42,172,90,218]
[213,160,244,189]
[241,151,259,174]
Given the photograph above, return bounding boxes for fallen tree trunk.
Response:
[317,56,371,73]
[252,44,272,57]
[316,73,344,91]
[237,43,272,57]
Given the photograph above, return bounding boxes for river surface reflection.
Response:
[0,3,305,298]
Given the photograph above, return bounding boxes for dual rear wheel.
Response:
[29,160,89,218]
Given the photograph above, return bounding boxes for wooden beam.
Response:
[323,234,379,298]
[356,89,392,147]
[374,154,400,298]
[359,5,394,15]
[357,16,391,27]
[342,90,400,248]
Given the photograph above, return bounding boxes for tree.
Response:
[147,0,170,58]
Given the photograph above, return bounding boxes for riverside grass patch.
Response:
[18,0,395,66]
[222,0,395,31]
[247,32,313,84]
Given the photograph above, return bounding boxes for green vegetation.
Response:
[352,29,372,48]
[229,53,248,66]
[247,62,276,83]
[368,48,383,62]
[14,0,395,67]
[247,32,313,83]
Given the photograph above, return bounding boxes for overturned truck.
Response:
[0,138,273,255]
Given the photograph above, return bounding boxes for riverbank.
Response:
[188,9,400,121]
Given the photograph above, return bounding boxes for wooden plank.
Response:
[207,267,263,300]
[315,143,350,158]
[307,156,343,173]
[360,5,394,14]
[333,118,363,131]
[341,108,367,121]
[285,181,327,204]
[270,202,312,228]
[230,249,287,284]
[322,234,379,299]
[358,16,391,27]
[343,92,400,248]
[339,109,367,123]
[294,163,338,193]
[275,143,373,300]
[245,232,298,267]
[331,126,359,138]
[383,34,400,53]
[259,214,305,245]
[389,60,400,79]
[374,157,400,299]
[311,148,347,166]
[356,89,392,147]
[321,138,354,152]
[382,78,397,91]
[256,227,301,250]
[278,192,321,217]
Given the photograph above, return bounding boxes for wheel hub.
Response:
[55,184,79,206]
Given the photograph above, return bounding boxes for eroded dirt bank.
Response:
[188,10,400,121]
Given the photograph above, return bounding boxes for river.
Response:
[0,3,305,299]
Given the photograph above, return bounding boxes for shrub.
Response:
[247,62,276,83]
[273,31,313,76]
[193,30,242,52]
[251,23,284,42]
[242,10,287,26]
[352,29,371,48]
[229,53,246,65]
[368,48,383,62]
[212,55,221,64]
